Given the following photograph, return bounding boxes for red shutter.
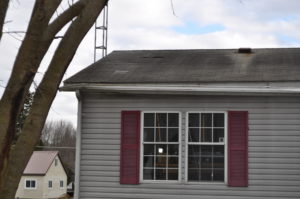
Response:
[120,111,140,184]
[228,111,248,187]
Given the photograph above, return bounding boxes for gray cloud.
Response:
[1,0,300,126]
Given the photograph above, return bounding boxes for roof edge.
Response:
[60,82,300,95]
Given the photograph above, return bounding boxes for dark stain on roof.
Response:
[64,48,300,84]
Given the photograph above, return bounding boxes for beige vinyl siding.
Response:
[79,93,300,199]
[43,157,67,198]
[15,176,44,199]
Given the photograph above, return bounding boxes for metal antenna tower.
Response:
[94,3,108,62]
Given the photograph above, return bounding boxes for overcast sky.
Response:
[1,0,300,126]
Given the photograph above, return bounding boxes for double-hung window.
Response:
[187,112,226,182]
[142,112,180,181]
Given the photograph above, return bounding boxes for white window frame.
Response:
[54,158,58,166]
[24,179,37,189]
[185,111,228,184]
[48,180,53,189]
[140,111,182,183]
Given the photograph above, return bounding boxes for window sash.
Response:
[186,112,227,183]
[141,112,181,182]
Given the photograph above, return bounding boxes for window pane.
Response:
[26,180,30,188]
[201,113,212,127]
[188,157,200,169]
[168,169,178,180]
[156,128,167,142]
[144,156,154,167]
[201,145,212,156]
[188,128,199,142]
[168,128,179,142]
[155,169,166,180]
[144,113,154,127]
[168,144,178,156]
[156,144,167,155]
[213,157,224,169]
[200,157,212,169]
[213,169,224,181]
[213,129,224,143]
[200,169,212,181]
[144,128,155,142]
[189,113,199,127]
[168,157,178,168]
[156,113,167,127]
[188,145,200,156]
[144,144,155,155]
[168,113,179,127]
[188,169,200,181]
[213,113,224,127]
[156,156,167,168]
[31,181,36,188]
[144,169,154,180]
[200,128,212,142]
[214,146,224,156]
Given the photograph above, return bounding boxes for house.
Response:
[62,48,300,199]
[15,151,67,199]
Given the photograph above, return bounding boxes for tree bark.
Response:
[0,0,62,189]
[0,0,107,198]
[0,0,9,41]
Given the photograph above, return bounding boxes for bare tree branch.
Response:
[170,0,177,17]
[44,0,85,42]
[0,0,62,163]
[0,0,10,42]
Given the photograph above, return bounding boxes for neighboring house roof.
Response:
[23,151,58,175]
[64,48,300,85]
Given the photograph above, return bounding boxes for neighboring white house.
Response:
[15,151,67,199]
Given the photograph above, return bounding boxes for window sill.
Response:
[140,180,181,184]
[140,180,227,185]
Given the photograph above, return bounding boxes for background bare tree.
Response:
[41,120,76,182]
[0,0,108,198]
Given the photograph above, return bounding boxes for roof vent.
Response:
[238,48,252,54]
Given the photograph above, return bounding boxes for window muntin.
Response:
[142,112,180,181]
[25,180,36,189]
[187,112,226,182]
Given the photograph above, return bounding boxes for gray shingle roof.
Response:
[64,48,300,84]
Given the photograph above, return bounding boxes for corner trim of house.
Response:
[74,90,82,199]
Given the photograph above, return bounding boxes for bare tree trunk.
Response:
[0,0,62,188]
[0,0,9,41]
[0,0,108,198]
